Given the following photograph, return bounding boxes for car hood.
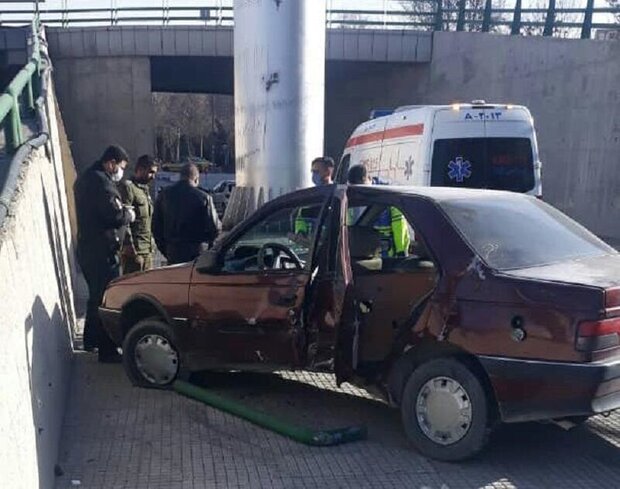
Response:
[111,262,193,285]
[503,253,620,289]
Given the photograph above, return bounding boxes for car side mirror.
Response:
[195,249,220,274]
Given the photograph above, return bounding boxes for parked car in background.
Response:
[99,185,620,461]
[212,179,235,218]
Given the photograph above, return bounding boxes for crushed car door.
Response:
[188,195,329,368]
[305,186,357,385]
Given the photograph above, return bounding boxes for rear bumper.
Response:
[479,355,620,423]
[99,307,123,345]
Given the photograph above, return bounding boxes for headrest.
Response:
[348,226,381,259]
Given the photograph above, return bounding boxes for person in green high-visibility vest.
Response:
[291,156,336,244]
[347,164,410,258]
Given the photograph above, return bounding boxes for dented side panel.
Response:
[188,271,310,368]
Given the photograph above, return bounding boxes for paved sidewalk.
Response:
[53,350,620,489]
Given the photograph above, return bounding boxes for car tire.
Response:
[401,357,492,462]
[122,318,185,389]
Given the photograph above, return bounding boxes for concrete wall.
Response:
[327,32,620,241]
[53,56,154,171]
[325,60,427,160]
[425,32,620,241]
[0,80,77,489]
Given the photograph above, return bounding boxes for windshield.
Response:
[431,138,535,193]
[441,196,615,270]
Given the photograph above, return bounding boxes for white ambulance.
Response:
[337,101,542,196]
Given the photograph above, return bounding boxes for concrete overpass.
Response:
[46,26,431,170]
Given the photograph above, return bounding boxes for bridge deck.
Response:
[46,26,432,63]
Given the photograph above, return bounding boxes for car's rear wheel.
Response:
[122,318,183,388]
[401,357,492,461]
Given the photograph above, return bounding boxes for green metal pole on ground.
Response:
[173,379,368,447]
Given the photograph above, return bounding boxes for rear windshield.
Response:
[431,138,535,193]
[441,196,615,270]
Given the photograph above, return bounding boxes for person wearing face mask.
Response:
[152,163,221,265]
[290,156,336,244]
[74,145,136,362]
[311,156,334,186]
[119,154,159,274]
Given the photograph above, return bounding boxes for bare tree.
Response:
[609,0,620,22]
[399,0,506,32]
[153,93,234,170]
[521,0,584,38]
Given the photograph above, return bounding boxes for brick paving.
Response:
[53,346,620,489]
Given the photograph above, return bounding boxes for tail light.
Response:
[576,317,620,351]
[606,287,620,308]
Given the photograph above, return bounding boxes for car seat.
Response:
[348,226,382,272]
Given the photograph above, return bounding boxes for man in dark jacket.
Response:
[74,145,135,362]
[152,163,220,264]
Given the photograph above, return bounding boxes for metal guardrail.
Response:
[0,1,618,39]
[0,19,42,153]
[0,15,51,229]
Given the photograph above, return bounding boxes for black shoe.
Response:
[98,351,122,364]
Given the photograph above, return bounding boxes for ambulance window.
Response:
[431,138,535,193]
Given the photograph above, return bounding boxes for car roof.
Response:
[263,184,528,211]
[346,185,528,202]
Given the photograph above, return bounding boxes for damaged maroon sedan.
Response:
[100,185,620,461]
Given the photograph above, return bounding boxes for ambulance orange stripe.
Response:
[345,123,424,148]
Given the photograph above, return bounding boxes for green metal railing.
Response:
[0,19,42,153]
[0,1,618,39]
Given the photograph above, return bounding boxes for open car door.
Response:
[188,186,334,369]
[305,185,357,385]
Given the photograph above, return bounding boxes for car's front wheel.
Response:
[122,318,182,388]
[401,357,493,462]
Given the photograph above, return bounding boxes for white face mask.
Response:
[111,167,124,182]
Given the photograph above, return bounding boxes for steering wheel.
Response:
[257,242,303,271]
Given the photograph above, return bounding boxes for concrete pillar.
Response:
[53,56,154,172]
[225,0,326,226]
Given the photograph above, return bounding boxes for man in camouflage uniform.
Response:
[119,154,158,273]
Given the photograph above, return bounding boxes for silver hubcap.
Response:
[134,334,179,385]
[416,376,472,445]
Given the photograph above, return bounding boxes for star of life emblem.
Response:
[404,156,414,180]
[447,157,472,183]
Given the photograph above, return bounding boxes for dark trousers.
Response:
[78,246,120,355]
